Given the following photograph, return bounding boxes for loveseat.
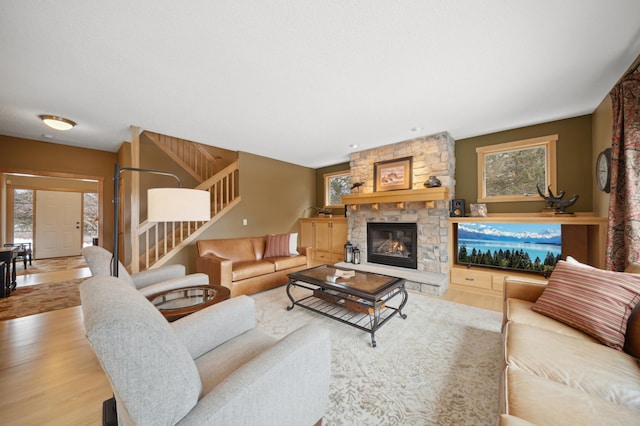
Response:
[500,259,640,425]
[196,234,311,297]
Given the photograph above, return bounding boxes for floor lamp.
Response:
[112,163,210,277]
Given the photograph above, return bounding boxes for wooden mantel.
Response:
[342,187,450,210]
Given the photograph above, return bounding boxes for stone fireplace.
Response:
[367,222,417,269]
[344,132,455,296]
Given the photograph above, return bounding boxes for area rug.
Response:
[0,278,85,320]
[16,255,87,276]
[252,287,503,426]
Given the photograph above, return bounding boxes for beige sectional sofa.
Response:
[196,234,311,297]
[500,260,640,425]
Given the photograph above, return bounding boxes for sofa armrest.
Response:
[171,296,256,359]
[131,264,186,289]
[178,323,331,426]
[137,273,210,297]
[296,246,311,256]
[504,276,548,303]
[196,254,233,287]
[298,246,312,266]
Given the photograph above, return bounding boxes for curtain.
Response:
[606,66,640,271]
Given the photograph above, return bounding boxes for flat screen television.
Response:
[456,222,562,277]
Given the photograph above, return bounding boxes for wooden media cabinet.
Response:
[448,213,607,296]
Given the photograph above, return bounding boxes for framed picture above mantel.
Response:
[373,156,412,192]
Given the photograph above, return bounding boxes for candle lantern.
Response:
[352,247,361,264]
[344,241,353,263]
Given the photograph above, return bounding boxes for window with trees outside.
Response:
[324,171,351,207]
[476,134,557,203]
[12,189,33,244]
[84,192,98,247]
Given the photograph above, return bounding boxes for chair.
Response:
[82,246,209,297]
[80,276,331,425]
[3,242,32,269]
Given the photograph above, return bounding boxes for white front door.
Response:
[35,190,82,258]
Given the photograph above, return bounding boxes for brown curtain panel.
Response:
[606,66,640,271]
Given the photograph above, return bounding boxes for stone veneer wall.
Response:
[347,132,455,295]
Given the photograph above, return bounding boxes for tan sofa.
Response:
[500,264,640,425]
[196,236,311,297]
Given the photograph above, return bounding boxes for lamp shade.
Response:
[147,188,210,222]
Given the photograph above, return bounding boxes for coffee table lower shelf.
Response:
[286,282,407,347]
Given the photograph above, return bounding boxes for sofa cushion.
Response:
[231,260,276,281]
[198,238,258,263]
[266,254,307,271]
[504,322,640,410]
[196,328,278,395]
[504,366,640,425]
[264,233,299,258]
[505,298,597,343]
[531,260,640,350]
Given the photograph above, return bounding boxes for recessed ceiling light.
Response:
[42,134,55,139]
[39,114,76,131]
[349,144,359,149]
[410,127,423,132]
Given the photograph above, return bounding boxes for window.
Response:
[13,189,33,244]
[83,192,99,247]
[324,171,351,207]
[476,135,557,203]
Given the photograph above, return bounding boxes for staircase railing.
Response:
[143,131,220,183]
[132,159,240,271]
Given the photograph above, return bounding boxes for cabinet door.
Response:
[299,220,314,248]
[315,221,332,252]
[331,220,348,254]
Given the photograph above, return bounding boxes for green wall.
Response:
[454,115,593,214]
[167,151,316,271]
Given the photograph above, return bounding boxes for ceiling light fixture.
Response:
[39,114,76,131]
[349,144,359,149]
[410,127,423,132]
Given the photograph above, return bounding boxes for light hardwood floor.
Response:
[0,267,502,425]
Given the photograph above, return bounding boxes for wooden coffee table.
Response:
[286,265,408,347]
[147,285,230,321]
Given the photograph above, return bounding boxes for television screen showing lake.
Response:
[456,222,562,275]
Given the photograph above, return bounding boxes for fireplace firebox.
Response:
[367,222,417,269]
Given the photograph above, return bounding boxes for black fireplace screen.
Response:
[367,222,417,269]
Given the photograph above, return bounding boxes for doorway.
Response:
[4,172,103,259]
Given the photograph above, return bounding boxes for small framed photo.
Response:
[470,203,488,217]
[374,156,412,192]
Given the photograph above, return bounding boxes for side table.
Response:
[0,247,18,298]
[147,285,231,321]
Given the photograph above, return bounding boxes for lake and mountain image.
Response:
[456,222,562,274]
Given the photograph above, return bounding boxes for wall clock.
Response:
[596,148,611,193]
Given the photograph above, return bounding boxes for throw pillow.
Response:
[264,233,298,258]
[531,260,640,351]
[288,233,300,255]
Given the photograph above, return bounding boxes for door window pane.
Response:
[84,192,98,247]
[13,189,33,244]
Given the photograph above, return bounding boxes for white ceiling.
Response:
[1,1,639,168]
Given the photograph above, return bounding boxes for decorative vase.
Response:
[424,176,441,188]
